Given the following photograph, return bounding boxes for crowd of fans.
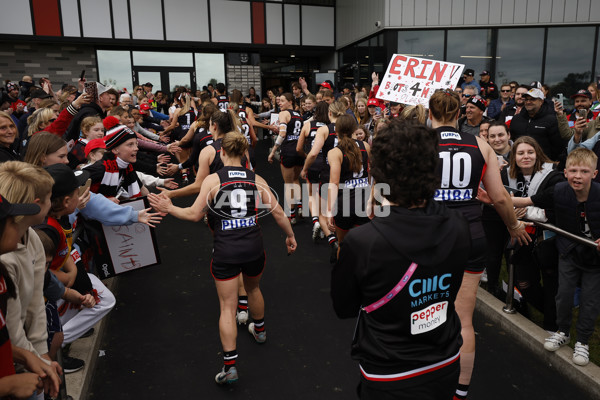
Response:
[0,63,600,398]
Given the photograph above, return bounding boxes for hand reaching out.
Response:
[138,207,163,227]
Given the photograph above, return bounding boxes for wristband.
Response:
[509,221,523,230]
[178,163,183,170]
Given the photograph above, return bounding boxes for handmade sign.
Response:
[377,55,465,107]
[96,197,161,278]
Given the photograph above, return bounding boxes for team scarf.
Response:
[88,151,141,199]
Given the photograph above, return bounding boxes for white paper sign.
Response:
[101,198,159,275]
[377,55,465,107]
[270,113,279,125]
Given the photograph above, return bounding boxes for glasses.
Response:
[501,90,511,92]
[463,94,472,98]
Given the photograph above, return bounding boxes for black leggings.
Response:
[482,217,510,294]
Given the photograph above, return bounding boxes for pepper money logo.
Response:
[207,180,279,221]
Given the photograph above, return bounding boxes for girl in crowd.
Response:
[268,93,304,224]
[481,121,514,296]
[502,136,563,330]
[331,119,471,400]
[68,116,104,169]
[296,101,331,241]
[353,125,368,142]
[302,94,316,121]
[326,114,370,246]
[428,90,530,400]
[354,98,370,127]
[148,132,296,385]
[301,100,347,262]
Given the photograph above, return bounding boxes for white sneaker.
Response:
[480,269,488,283]
[573,342,589,366]
[544,331,570,352]
[236,310,248,325]
[312,222,321,242]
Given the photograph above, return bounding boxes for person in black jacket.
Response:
[331,119,471,400]
[509,88,565,162]
[0,111,20,163]
[64,83,115,143]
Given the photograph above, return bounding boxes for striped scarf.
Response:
[88,152,141,199]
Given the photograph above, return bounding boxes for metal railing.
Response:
[502,221,598,313]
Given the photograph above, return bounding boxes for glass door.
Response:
[134,67,195,94]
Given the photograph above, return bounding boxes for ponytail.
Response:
[335,114,361,173]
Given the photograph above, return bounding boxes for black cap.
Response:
[479,70,490,76]
[0,194,40,220]
[30,89,53,99]
[44,164,89,199]
[464,69,474,77]
[570,89,592,99]
[143,82,153,87]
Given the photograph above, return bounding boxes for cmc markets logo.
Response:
[206,181,279,220]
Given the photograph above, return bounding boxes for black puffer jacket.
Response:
[509,102,566,161]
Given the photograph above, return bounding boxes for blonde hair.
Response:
[222,131,248,158]
[399,105,427,125]
[0,111,17,131]
[23,131,67,166]
[328,100,346,119]
[80,116,103,138]
[566,147,598,170]
[0,161,53,223]
[27,108,55,137]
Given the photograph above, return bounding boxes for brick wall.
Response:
[0,41,98,88]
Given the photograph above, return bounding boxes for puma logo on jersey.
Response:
[228,171,247,178]
[440,131,461,140]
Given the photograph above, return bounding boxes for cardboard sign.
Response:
[377,55,465,107]
[97,197,161,278]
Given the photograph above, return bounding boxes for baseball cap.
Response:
[0,194,40,220]
[523,88,545,100]
[143,82,153,87]
[139,103,151,115]
[5,82,18,91]
[30,89,52,99]
[479,70,490,76]
[96,82,112,96]
[85,138,107,158]
[319,82,332,90]
[367,98,378,107]
[529,81,543,89]
[570,89,592,99]
[464,69,474,77]
[467,95,487,111]
[44,164,90,199]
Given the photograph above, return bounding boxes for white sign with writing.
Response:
[101,198,159,275]
[377,55,465,107]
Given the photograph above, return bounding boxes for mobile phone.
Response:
[375,106,382,116]
[80,70,86,80]
[79,178,92,196]
[504,185,522,197]
[578,108,589,120]
[84,81,98,101]
[555,93,564,108]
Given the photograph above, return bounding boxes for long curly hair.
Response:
[371,119,439,207]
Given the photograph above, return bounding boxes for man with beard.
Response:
[556,89,600,142]
[458,95,490,137]
[500,84,529,124]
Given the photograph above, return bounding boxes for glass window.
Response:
[398,30,444,59]
[446,29,492,75]
[545,26,595,96]
[138,72,161,92]
[195,53,225,88]
[496,28,544,85]
[133,51,193,67]
[97,50,133,91]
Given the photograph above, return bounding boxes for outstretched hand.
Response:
[148,194,172,215]
[138,206,163,227]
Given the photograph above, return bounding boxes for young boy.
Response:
[513,148,600,366]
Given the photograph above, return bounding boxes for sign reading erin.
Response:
[98,197,161,278]
[377,55,465,107]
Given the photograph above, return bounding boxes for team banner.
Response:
[377,55,465,107]
[96,197,161,279]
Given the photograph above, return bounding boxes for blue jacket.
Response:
[487,98,514,120]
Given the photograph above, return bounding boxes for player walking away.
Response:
[326,114,370,249]
[213,83,229,112]
[296,101,331,242]
[149,132,296,385]
[428,90,530,400]
[230,89,258,167]
[301,101,347,263]
[268,93,304,224]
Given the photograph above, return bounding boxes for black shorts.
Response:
[466,236,487,273]
[334,213,370,231]
[280,152,304,168]
[307,169,320,184]
[211,252,266,281]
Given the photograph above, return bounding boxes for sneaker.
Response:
[215,366,238,384]
[248,323,266,344]
[236,310,248,325]
[330,241,339,264]
[62,356,85,374]
[544,331,570,352]
[573,342,590,366]
[480,269,488,283]
[312,222,321,242]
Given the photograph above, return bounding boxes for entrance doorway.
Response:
[133,67,196,93]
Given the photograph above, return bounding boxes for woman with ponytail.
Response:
[301,100,347,262]
[326,114,370,247]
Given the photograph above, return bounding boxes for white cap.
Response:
[523,88,545,100]
[97,82,111,96]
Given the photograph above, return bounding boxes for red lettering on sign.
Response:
[390,55,407,75]
[404,58,419,77]
[416,60,432,79]
[384,82,391,90]
[429,62,448,83]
